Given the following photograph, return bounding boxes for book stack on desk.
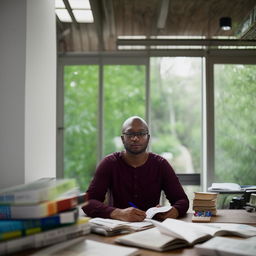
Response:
[0,178,90,255]
[192,192,218,221]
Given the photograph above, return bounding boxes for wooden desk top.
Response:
[182,209,256,225]
[85,210,256,256]
[14,209,256,256]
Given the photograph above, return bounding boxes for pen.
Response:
[128,202,138,208]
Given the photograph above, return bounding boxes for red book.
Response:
[0,193,87,219]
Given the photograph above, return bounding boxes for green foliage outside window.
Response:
[64,65,98,191]
[63,62,256,193]
[215,64,256,185]
[103,65,145,156]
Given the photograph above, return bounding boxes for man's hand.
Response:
[154,207,179,221]
[110,207,146,222]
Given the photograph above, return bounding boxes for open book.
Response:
[89,205,171,236]
[195,236,256,256]
[115,218,256,251]
[89,218,153,236]
[31,237,139,256]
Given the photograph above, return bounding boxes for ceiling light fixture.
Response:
[220,17,232,31]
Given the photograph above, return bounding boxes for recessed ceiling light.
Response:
[72,10,94,23]
[220,17,232,31]
[68,0,91,9]
[55,9,72,22]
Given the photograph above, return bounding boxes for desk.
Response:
[17,210,256,256]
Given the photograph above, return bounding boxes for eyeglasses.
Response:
[122,131,149,139]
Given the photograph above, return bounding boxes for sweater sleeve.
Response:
[82,158,116,218]
[161,159,189,217]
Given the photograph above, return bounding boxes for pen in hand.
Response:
[128,202,138,208]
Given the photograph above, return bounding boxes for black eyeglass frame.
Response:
[122,131,149,138]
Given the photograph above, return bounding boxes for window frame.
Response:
[57,49,256,189]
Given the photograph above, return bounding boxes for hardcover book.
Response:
[0,193,87,219]
[0,208,79,241]
[193,199,216,207]
[0,178,78,204]
[194,192,218,200]
[0,217,90,255]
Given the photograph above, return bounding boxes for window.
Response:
[150,57,203,202]
[214,64,256,185]
[103,65,146,156]
[58,50,256,195]
[63,65,98,190]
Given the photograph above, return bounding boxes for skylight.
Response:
[55,0,93,23]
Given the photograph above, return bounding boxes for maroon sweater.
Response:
[82,152,189,218]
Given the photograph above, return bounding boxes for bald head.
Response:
[121,116,148,133]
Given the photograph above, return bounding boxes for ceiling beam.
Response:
[89,0,105,51]
[63,0,79,29]
[102,0,116,37]
[117,38,256,46]
[157,0,170,29]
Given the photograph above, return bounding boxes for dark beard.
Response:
[124,144,148,155]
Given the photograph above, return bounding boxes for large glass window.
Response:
[214,64,256,185]
[150,57,202,174]
[150,57,203,202]
[103,65,146,156]
[63,64,145,191]
[64,65,98,191]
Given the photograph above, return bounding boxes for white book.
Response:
[0,218,90,255]
[195,236,256,256]
[208,183,241,191]
[31,237,139,256]
[116,218,256,251]
[0,178,78,204]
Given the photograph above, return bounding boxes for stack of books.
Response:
[192,192,218,222]
[0,178,90,255]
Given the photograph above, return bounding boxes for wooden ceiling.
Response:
[57,0,256,52]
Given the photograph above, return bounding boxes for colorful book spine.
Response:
[0,178,78,204]
[0,193,87,219]
[0,208,79,241]
[0,217,90,255]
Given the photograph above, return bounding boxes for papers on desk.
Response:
[89,205,171,236]
[89,218,153,236]
[195,236,256,256]
[208,183,256,192]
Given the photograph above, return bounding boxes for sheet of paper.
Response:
[146,205,172,219]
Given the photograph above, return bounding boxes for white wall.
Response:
[0,0,56,188]
[25,0,56,182]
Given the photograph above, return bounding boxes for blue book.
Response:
[0,208,78,241]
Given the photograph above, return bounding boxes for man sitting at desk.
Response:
[82,116,189,221]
